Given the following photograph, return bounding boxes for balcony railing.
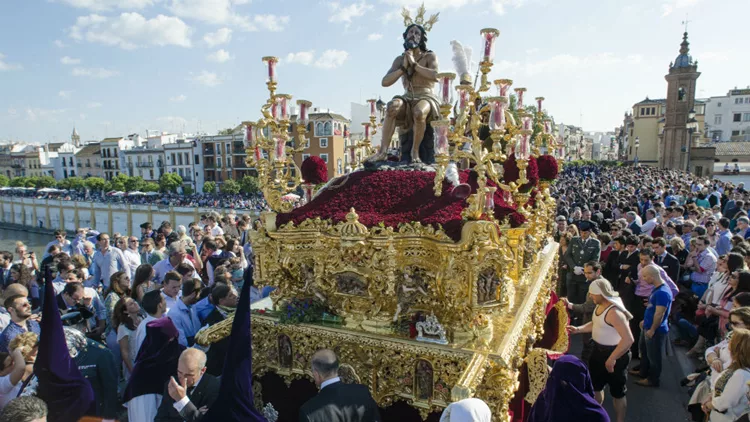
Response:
[182,175,193,182]
[203,148,215,155]
[136,162,154,168]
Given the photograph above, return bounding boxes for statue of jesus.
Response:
[366,14,440,164]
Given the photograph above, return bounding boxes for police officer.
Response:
[563,221,601,307]
[63,322,119,420]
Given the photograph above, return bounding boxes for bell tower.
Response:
[71,127,81,148]
[659,32,700,170]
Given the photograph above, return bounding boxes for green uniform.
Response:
[75,339,119,419]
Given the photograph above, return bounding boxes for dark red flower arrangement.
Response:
[537,155,559,181]
[276,169,527,241]
[503,154,539,193]
[301,156,328,184]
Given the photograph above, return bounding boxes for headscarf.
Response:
[588,278,633,320]
[203,262,266,421]
[439,398,491,422]
[123,317,185,402]
[34,266,95,422]
[527,355,610,422]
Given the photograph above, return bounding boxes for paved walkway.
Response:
[569,333,694,422]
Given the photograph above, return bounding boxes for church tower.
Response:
[659,32,700,170]
[72,127,80,147]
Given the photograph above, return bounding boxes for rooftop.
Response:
[715,142,750,156]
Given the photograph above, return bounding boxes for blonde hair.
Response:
[9,332,38,360]
[729,328,750,370]
[670,237,685,252]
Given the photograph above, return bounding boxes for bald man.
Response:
[299,349,380,422]
[155,348,220,422]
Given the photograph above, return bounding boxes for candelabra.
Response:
[243,56,312,213]
[347,98,382,172]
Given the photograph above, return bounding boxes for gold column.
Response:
[90,203,97,229]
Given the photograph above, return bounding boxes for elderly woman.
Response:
[439,398,491,422]
[702,328,750,422]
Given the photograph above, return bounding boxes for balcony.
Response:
[203,147,215,155]
[157,161,164,167]
[136,162,154,168]
[182,175,193,182]
[94,163,101,168]
[233,142,245,154]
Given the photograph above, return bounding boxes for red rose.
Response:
[537,155,558,181]
[301,156,328,184]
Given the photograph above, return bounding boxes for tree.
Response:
[220,179,241,194]
[183,185,194,195]
[124,176,145,192]
[84,177,106,192]
[143,182,160,192]
[239,175,260,194]
[203,181,216,194]
[110,174,130,192]
[0,175,9,187]
[217,128,235,135]
[9,177,27,187]
[24,177,39,188]
[36,176,57,189]
[159,173,183,192]
[67,177,86,190]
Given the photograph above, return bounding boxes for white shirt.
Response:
[0,372,22,408]
[641,218,658,236]
[153,258,197,284]
[320,377,341,390]
[162,292,179,315]
[209,225,224,237]
[134,314,159,359]
[122,249,142,278]
[711,369,750,422]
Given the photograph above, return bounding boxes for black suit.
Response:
[628,221,642,235]
[655,252,680,286]
[155,374,220,422]
[299,381,380,422]
[205,309,229,376]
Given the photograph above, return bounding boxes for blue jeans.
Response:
[639,329,666,385]
[676,318,698,343]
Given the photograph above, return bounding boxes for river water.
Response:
[0,228,51,257]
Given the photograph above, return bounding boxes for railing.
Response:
[204,148,215,155]
[136,162,154,168]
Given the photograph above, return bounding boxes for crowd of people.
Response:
[0,189,269,211]
[552,164,750,422]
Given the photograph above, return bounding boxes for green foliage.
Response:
[124,176,145,192]
[83,177,107,192]
[220,179,241,194]
[0,175,9,187]
[9,177,27,187]
[103,181,113,192]
[239,175,260,194]
[159,173,183,192]
[36,176,56,189]
[143,182,160,192]
[202,181,216,194]
[182,185,194,195]
[24,177,38,188]
[58,176,85,190]
[217,128,235,135]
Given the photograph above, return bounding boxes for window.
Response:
[171,153,176,163]
[711,131,722,142]
[678,87,686,101]
[302,154,310,161]
[715,115,722,125]
[194,154,200,165]
[320,153,328,163]
[179,168,184,177]
[227,157,231,168]
[734,113,742,122]
[178,154,183,165]
[337,158,343,175]
[148,156,153,164]
[319,138,328,148]
[185,153,190,165]
[323,122,332,135]
[315,122,324,136]
[746,98,750,104]
[736,98,744,104]
[744,113,750,122]
[718,102,722,107]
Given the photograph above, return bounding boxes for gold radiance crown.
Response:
[401,3,439,32]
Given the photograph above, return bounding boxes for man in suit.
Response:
[205,284,238,376]
[563,222,601,308]
[141,238,166,266]
[155,348,220,422]
[299,349,380,422]
[652,237,680,285]
[626,211,642,235]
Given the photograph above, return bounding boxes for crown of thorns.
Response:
[401,3,439,32]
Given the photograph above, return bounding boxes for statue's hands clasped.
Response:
[403,50,416,69]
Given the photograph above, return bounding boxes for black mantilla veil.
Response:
[403,23,429,52]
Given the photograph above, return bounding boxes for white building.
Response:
[164,137,203,192]
[704,87,750,142]
[122,133,176,182]
[100,136,135,180]
[54,143,82,180]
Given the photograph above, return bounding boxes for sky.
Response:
[0,0,748,144]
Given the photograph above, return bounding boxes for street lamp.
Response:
[634,137,640,166]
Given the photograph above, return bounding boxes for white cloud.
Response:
[495,53,645,77]
[489,0,526,15]
[54,39,67,48]
[207,49,233,63]
[203,27,232,47]
[286,50,315,66]
[315,50,349,69]
[367,33,382,41]
[68,13,192,49]
[661,0,703,16]
[285,50,349,69]
[189,71,222,87]
[79,113,87,120]
[25,108,67,122]
[7,109,18,119]
[60,56,81,65]
[0,53,22,71]
[56,0,154,11]
[58,90,73,98]
[701,51,732,62]
[71,67,120,78]
[170,94,187,102]
[327,1,373,24]
[87,102,103,108]
[168,0,289,32]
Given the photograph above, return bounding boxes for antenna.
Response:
[682,14,691,32]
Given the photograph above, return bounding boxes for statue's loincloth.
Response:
[393,91,441,133]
